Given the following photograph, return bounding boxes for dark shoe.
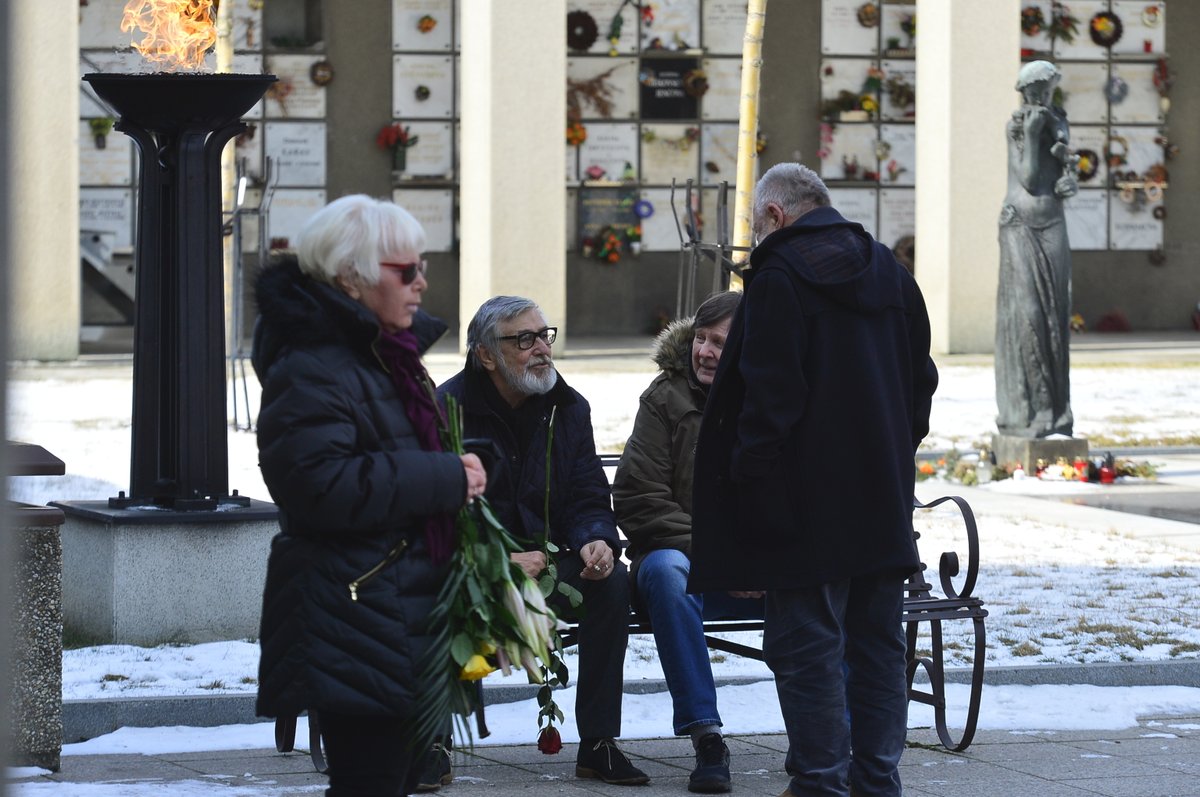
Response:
[688,733,731,793]
[413,741,453,792]
[575,737,650,785]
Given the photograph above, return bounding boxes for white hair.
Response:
[296,194,426,287]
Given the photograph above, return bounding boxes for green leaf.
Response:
[538,573,555,598]
[558,581,584,608]
[450,632,475,665]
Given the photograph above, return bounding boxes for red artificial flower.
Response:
[376,123,411,150]
[537,726,563,755]
[641,5,654,25]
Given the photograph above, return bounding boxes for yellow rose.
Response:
[459,654,495,681]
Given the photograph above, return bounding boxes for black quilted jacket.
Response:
[251,256,465,719]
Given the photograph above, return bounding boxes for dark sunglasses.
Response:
[497,326,557,350]
[379,259,428,285]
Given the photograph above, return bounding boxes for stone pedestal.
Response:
[53,500,279,645]
[991,434,1089,470]
[10,503,65,771]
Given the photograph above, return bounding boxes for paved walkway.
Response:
[15,716,1200,796]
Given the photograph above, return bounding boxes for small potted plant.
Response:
[376,122,420,178]
[625,224,642,256]
[89,117,115,149]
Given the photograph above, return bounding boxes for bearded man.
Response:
[436,295,648,786]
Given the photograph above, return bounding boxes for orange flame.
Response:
[121,0,217,72]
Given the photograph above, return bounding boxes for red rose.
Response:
[537,726,562,755]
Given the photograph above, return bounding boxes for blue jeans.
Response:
[764,576,908,797]
[636,548,765,735]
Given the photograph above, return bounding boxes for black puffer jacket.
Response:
[252,256,465,719]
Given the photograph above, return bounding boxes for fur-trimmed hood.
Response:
[651,317,694,377]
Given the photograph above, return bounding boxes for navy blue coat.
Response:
[252,257,465,719]
[689,206,938,592]
[437,366,619,555]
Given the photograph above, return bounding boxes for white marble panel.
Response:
[265,122,327,187]
[880,3,916,54]
[568,57,639,119]
[1110,1,1166,56]
[703,0,748,55]
[640,123,701,184]
[1110,125,1163,176]
[400,121,455,179]
[393,54,455,118]
[233,53,266,119]
[569,0,639,55]
[879,124,915,186]
[1052,1,1111,61]
[878,188,914,250]
[880,59,915,121]
[1070,125,1110,188]
[820,123,877,182]
[821,0,879,56]
[1108,61,1164,124]
[700,123,739,186]
[392,0,454,51]
[1110,191,1163,250]
[1063,190,1109,251]
[267,189,327,250]
[701,57,742,120]
[639,187,689,251]
[264,55,328,119]
[79,188,135,250]
[827,187,877,239]
[1059,61,1108,124]
[643,0,701,51]
[821,58,875,111]
[229,0,265,51]
[392,189,455,252]
[79,121,134,187]
[579,123,640,183]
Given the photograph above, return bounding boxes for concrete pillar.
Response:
[8,2,80,360]
[916,0,1018,355]
[459,0,566,348]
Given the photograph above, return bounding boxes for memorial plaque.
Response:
[79,188,134,250]
[569,0,639,55]
[1109,62,1164,124]
[819,123,877,182]
[265,55,329,119]
[265,122,327,187]
[827,187,877,238]
[1110,125,1163,175]
[642,0,701,51]
[879,124,915,186]
[821,0,879,56]
[880,4,916,54]
[878,188,914,251]
[821,58,875,116]
[392,0,454,51]
[880,59,915,121]
[79,121,134,187]
[1052,0,1108,60]
[392,189,455,252]
[569,57,639,119]
[640,57,703,120]
[1059,61,1109,124]
[231,0,265,51]
[1111,1,1165,56]
[641,123,701,184]
[400,121,455,179]
[579,123,640,183]
[703,0,748,55]
[393,54,455,118]
[701,186,738,247]
[639,187,687,251]
[1110,192,1162,250]
[577,186,639,248]
[1063,190,1109,251]
[268,189,328,250]
[701,57,742,120]
[700,123,738,185]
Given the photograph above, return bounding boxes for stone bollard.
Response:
[6,443,66,771]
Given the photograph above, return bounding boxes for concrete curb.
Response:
[62,659,1200,743]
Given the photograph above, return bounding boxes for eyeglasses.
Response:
[379,259,427,285]
[496,326,557,350]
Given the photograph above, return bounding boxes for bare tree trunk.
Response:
[731,0,767,284]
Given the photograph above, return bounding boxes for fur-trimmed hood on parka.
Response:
[651,317,694,378]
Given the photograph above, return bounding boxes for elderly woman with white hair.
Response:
[251,194,486,796]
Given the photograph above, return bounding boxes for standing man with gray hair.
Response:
[689,163,938,797]
[437,296,649,786]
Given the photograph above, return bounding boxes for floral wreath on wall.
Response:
[1089,10,1123,48]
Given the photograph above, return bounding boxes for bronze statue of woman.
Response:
[996,60,1078,438]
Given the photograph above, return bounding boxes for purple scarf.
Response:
[375,328,454,564]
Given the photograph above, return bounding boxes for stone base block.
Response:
[54,500,279,645]
[991,434,1089,469]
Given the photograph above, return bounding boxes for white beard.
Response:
[497,354,557,396]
